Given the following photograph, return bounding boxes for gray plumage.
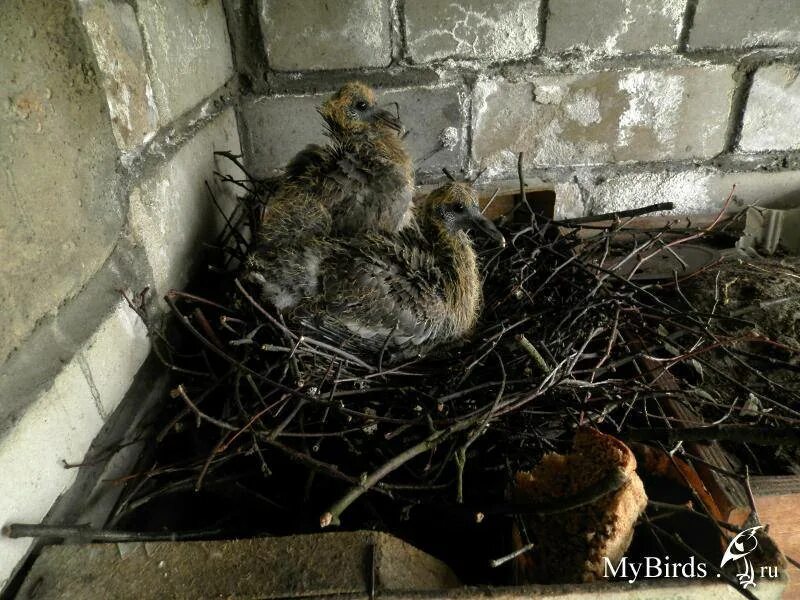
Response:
[291,182,506,361]
[246,82,414,310]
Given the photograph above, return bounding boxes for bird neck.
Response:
[420,216,481,336]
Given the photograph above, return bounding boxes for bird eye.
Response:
[355,100,369,111]
[455,202,466,212]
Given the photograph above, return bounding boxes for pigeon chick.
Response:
[293,181,506,361]
[247,81,413,310]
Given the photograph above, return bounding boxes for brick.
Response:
[128,109,241,295]
[471,66,735,175]
[587,169,800,215]
[0,300,148,591]
[404,0,539,63]
[240,85,464,178]
[546,0,685,54]
[377,85,466,175]
[740,64,800,153]
[17,532,460,598]
[689,0,800,49]
[0,0,123,366]
[240,93,326,178]
[78,302,151,419]
[136,0,234,124]
[259,0,392,71]
[79,0,159,151]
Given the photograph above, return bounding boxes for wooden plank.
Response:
[753,489,800,598]
[637,355,751,528]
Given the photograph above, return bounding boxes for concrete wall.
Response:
[0,0,240,590]
[2,0,800,593]
[230,0,800,218]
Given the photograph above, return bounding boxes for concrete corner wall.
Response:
[2,0,800,594]
[0,0,240,591]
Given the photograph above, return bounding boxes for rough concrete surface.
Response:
[586,169,800,215]
[136,0,234,124]
[0,0,123,366]
[260,0,392,71]
[740,64,800,152]
[471,66,735,175]
[240,92,327,178]
[404,0,540,63]
[16,532,460,599]
[79,0,159,151]
[239,85,463,179]
[546,0,685,55]
[370,85,466,175]
[689,0,800,49]
[128,108,241,296]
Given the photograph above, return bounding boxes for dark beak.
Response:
[467,206,506,247]
[373,108,404,134]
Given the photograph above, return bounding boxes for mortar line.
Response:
[676,0,698,53]
[723,61,757,153]
[76,353,108,421]
[536,0,550,52]
[462,78,475,176]
[395,0,410,64]
[128,77,238,176]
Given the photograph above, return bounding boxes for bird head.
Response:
[424,182,506,247]
[318,81,403,139]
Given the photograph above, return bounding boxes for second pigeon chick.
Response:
[293,181,506,362]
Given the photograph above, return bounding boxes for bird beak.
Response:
[467,206,506,247]
[373,108,404,135]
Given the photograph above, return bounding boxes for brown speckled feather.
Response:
[291,183,500,361]
[247,82,414,310]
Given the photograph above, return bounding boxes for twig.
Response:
[2,523,220,543]
[489,542,535,568]
[555,202,675,226]
[320,416,483,527]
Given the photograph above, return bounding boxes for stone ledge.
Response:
[585,169,800,215]
[16,531,460,599]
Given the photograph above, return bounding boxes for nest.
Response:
[105,157,799,585]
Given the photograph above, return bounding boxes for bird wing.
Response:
[284,144,328,180]
[295,232,449,356]
[247,183,333,311]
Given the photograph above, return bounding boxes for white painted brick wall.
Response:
[0,301,149,590]
[128,108,242,296]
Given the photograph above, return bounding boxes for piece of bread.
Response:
[512,427,648,583]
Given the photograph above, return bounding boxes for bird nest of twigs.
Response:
[107,157,799,586]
